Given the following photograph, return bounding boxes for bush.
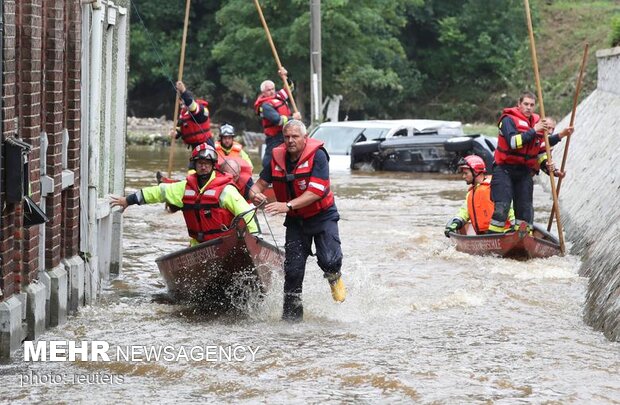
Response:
[611,15,620,47]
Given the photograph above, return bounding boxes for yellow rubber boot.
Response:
[329,277,347,303]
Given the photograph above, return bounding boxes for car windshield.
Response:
[310,126,359,155]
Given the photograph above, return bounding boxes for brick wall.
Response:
[1,0,18,299]
[19,0,43,286]
[62,0,81,259]
[43,0,64,271]
[1,0,81,301]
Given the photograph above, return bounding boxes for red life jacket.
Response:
[216,156,253,200]
[494,107,543,169]
[467,177,510,234]
[179,99,212,145]
[271,138,334,219]
[215,141,243,159]
[254,91,291,137]
[181,172,234,242]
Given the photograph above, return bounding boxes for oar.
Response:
[523,0,566,255]
[166,0,192,178]
[546,43,589,231]
[252,0,299,114]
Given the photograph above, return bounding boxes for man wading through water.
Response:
[250,120,345,321]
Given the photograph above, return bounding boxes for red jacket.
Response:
[181,172,234,242]
[179,99,212,145]
[494,107,543,169]
[271,138,334,219]
[254,90,291,137]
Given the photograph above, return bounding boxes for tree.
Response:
[212,0,424,121]
[128,0,223,117]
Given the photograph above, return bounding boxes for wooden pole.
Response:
[523,0,566,254]
[253,0,299,113]
[166,0,191,178]
[546,43,588,231]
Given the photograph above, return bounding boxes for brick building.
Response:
[0,0,128,358]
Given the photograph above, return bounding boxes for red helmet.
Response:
[190,143,217,162]
[457,155,486,175]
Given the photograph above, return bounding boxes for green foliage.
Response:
[611,15,620,47]
[212,0,422,119]
[128,0,618,124]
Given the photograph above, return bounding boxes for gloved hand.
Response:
[444,222,458,237]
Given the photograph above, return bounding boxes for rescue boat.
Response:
[155,210,284,305]
[448,222,561,259]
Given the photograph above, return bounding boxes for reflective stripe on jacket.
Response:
[179,99,212,145]
[271,138,334,219]
[181,172,234,242]
[494,107,542,169]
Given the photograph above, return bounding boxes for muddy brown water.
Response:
[0,145,618,403]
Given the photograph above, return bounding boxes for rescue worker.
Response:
[250,120,345,321]
[171,81,214,149]
[445,155,514,236]
[488,92,573,233]
[110,144,258,245]
[254,67,302,172]
[215,123,254,170]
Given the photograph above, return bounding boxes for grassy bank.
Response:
[534,0,619,118]
[422,0,620,127]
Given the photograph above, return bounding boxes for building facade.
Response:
[0,0,128,358]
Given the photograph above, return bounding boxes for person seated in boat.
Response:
[215,123,254,170]
[445,155,515,237]
[110,144,259,246]
[250,120,345,321]
[219,158,254,202]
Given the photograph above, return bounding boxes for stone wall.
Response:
[551,46,620,341]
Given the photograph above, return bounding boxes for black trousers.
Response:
[282,218,343,320]
[491,164,534,225]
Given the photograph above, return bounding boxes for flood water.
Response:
[1,144,618,403]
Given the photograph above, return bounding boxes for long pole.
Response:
[546,43,589,231]
[167,0,191,177]
[253,0,299,114]
[523,0,565,254]
[310,0,322,127]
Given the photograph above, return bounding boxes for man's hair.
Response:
[283,119,307,135]
[260,80,275,92]
[519,91,537,103]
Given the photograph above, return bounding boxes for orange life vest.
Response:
[181,172,234,242]
[215,141,243,159]
[467,177,511,233]
[271,138,334,219]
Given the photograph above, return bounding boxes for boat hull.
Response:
[155,226,284,304]
[449,222,561,260]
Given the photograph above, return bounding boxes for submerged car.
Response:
[310,119,496,173]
